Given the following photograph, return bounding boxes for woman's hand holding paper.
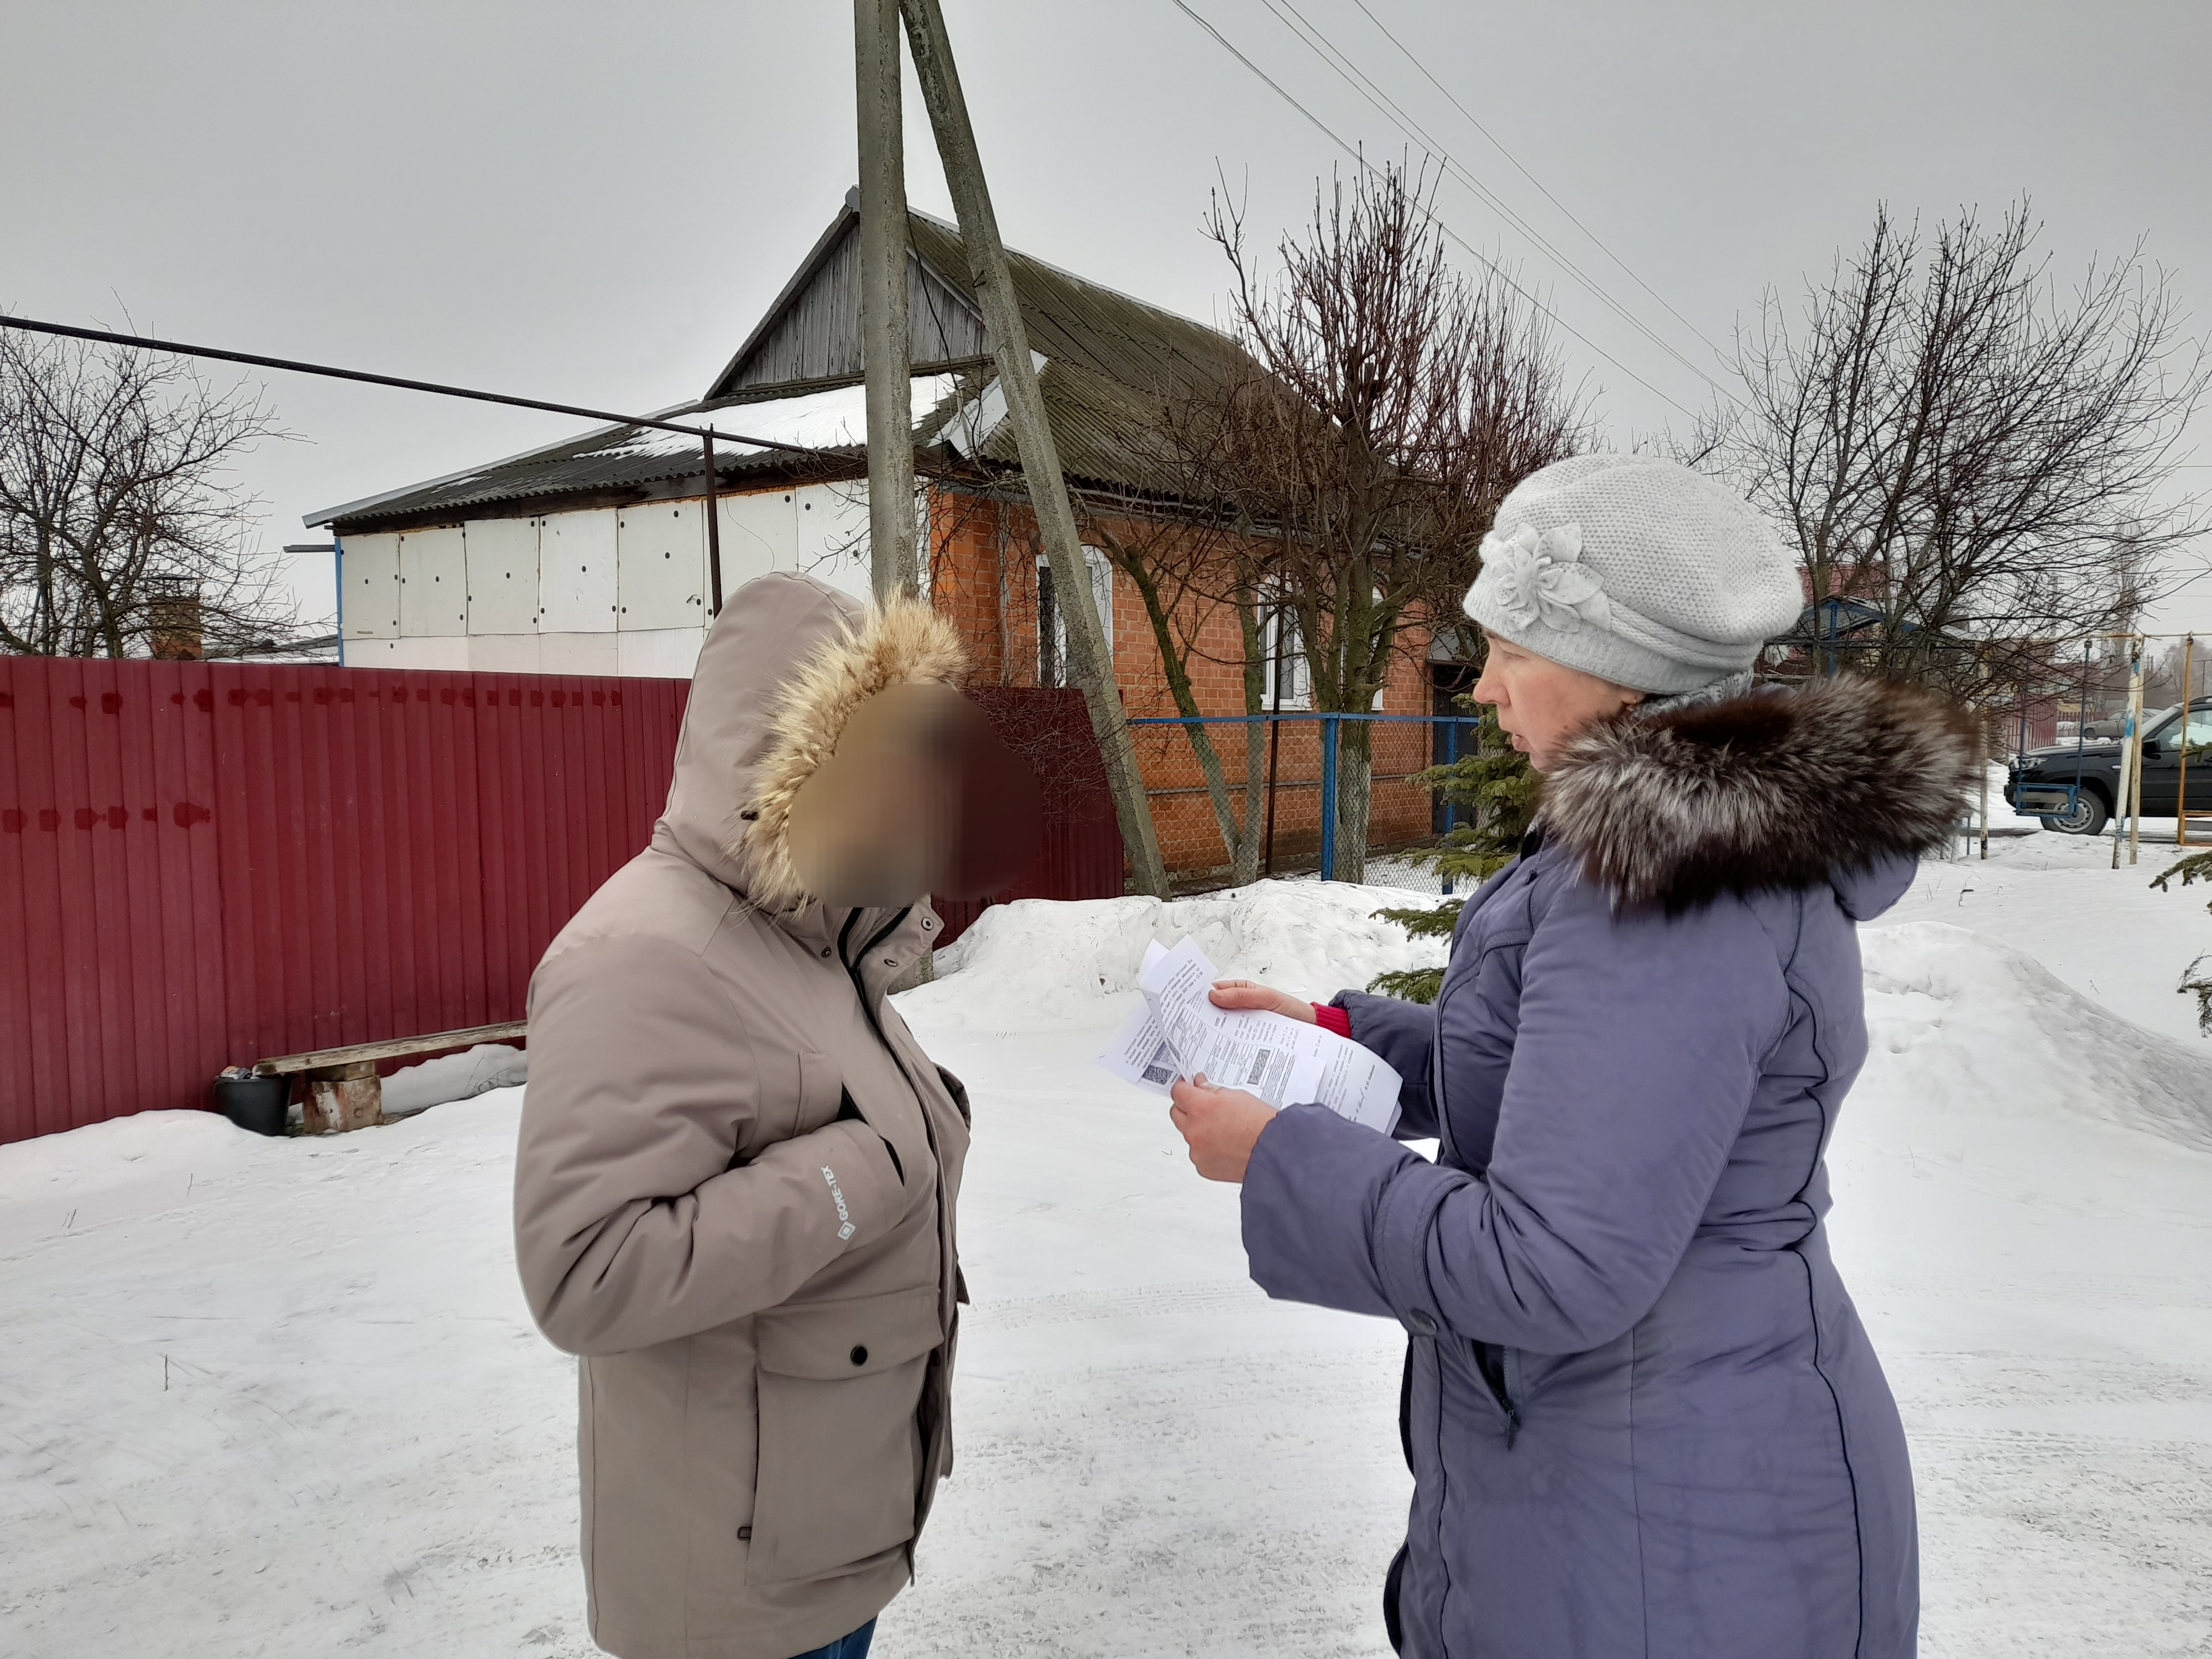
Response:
[1167,1073,1277,1183]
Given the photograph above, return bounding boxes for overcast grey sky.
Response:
[7,0,2210,632]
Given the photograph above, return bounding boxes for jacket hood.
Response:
[1541,675,1980,915]
[651,571,966,905]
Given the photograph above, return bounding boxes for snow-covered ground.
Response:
[3,852,2209,1657]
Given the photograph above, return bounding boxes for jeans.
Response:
[791,1620,875,1659]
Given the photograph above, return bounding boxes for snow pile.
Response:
[3,876,2209,1657]
[0,1109,273,1252]
[382,1042,529,1119]
[0,1108,247,1204]
[1860,921,2212,1152]
[904,879,1447,1029]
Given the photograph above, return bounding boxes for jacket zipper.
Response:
[841,902,954,1580]
[838,906,934,1170]
[841,903,953,1279]
[1436,858,1538,1451]
[838,906,912,1049]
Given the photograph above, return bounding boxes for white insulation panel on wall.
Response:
[712,484,873,603]
[617,627,706,679]
[617,501,706,631]
[467,634,546,674]
[340,533,401,638]
[533,632,622,677]
[792,483,872,601]
[715,489,798,594]
[538,508,618,633]
[398,526,468,636]
[465,517,540,635]
[346,635,471,671]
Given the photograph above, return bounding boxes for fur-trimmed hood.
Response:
[649,571,965,905]
[1540,676,1981,912]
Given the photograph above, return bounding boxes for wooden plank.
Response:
[254,1019,526,1074]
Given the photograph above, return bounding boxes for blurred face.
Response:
[1469,634,1644,772]
[785,682,1042,907]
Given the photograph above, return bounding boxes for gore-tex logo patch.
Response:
[821,1165,855,1240]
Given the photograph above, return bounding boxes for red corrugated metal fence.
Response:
[0,656,688,1144]
[0,661,1123,1144]
[930,686,1124,947]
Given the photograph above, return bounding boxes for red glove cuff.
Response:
[1312,1003,1353,1039]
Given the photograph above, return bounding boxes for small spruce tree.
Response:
[1368,703,1538,1003]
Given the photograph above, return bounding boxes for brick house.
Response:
[308,194,1452,879]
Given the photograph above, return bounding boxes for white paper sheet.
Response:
[1099,937,1402,1134]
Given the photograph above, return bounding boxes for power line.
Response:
[1164,0,1703,421]
[1258,0,1735,402]
[0,315,826,456]
[1347,0,1729,362]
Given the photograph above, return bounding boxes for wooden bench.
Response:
[254,1020,528,1134]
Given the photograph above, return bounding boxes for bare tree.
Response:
[1202,162,1593,878]
[1082,492,1275,886]
[0,324,299,658]
[1711,201,2208,700]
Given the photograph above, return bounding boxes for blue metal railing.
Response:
[1128,712,1486,880]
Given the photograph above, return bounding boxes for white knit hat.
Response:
[1462,453,1802,695]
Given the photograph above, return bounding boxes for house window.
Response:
[1037,547,1114,687]
[1258,589,1386,710]
[1261,591,1312,709]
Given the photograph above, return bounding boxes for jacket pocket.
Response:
[747,1284,945,1585]
[740,1051,843,1157]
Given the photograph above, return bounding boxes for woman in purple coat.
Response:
[1170,454,1976,1658]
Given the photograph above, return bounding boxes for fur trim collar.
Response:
[1540,676,1980,910]
[731,596,967,907]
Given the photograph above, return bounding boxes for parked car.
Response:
[2006,696,2212,833]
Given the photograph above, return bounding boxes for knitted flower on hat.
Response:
[1462,453,1803,695]
[1475,523,1611,635]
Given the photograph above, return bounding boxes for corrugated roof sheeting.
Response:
[327,377,965,528]
[328,430,805,525]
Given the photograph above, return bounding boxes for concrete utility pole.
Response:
[897,0,1170,897]
[855,0,919,602]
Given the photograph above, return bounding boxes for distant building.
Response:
[307,194,1449,875]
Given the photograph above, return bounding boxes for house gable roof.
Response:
[311,196,1253,531]
[707,194,1247,411]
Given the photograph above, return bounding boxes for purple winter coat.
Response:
[1242,678,1979,1658]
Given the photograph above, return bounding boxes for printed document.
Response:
[1099,937,1402,1134]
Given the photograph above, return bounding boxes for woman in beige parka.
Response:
[514,572,987,1659]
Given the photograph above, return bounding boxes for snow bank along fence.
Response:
[0,658,1121,1145]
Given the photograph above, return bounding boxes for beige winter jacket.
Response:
[515,573,972,1659]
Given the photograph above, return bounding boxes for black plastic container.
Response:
[213,1071,290,1136]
